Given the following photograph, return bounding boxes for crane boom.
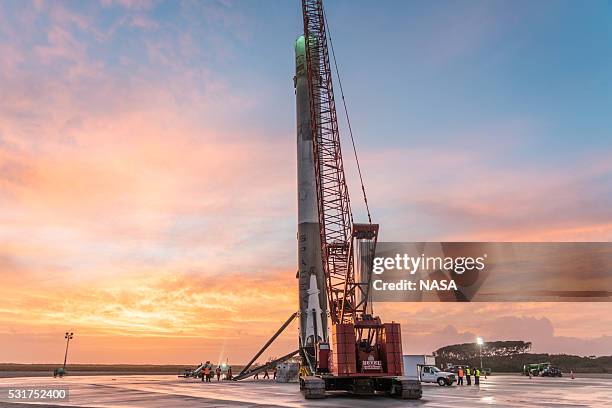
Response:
[301,0,356,325]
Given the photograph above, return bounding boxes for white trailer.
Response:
[403,355,456,386]
[403,355,436,379]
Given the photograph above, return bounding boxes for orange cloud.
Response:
[0,264,299,363]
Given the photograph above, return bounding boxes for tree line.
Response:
[434,341,612,373]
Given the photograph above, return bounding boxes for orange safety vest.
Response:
[458,368,464,377]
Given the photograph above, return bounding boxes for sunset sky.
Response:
[1,0,611,364]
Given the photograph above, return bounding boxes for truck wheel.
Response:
[437,378,446,386]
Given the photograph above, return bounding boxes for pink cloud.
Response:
[376,303,612,356]
[355,144,612,242]
[128,14,159,30]
[100,0,155,11]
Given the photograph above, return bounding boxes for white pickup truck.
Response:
[419,365,456,386]
[403,355,456,386]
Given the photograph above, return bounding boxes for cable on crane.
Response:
[322,6,372,224]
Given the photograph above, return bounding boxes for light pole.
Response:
[63,332,74,371]
[476,337,484,371]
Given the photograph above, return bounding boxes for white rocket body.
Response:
[295,35,328,348]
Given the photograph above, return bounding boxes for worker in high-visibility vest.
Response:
[465,366,472,385]
[203,365,211,382]
[474,368,481,385]
[457,367,464,385]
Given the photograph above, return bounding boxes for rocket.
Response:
[295,35,328,350]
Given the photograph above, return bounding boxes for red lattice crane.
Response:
[298,0,422,399]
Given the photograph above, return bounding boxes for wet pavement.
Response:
[0,374,610,407]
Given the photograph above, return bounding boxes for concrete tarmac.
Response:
[1,374,611,407]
